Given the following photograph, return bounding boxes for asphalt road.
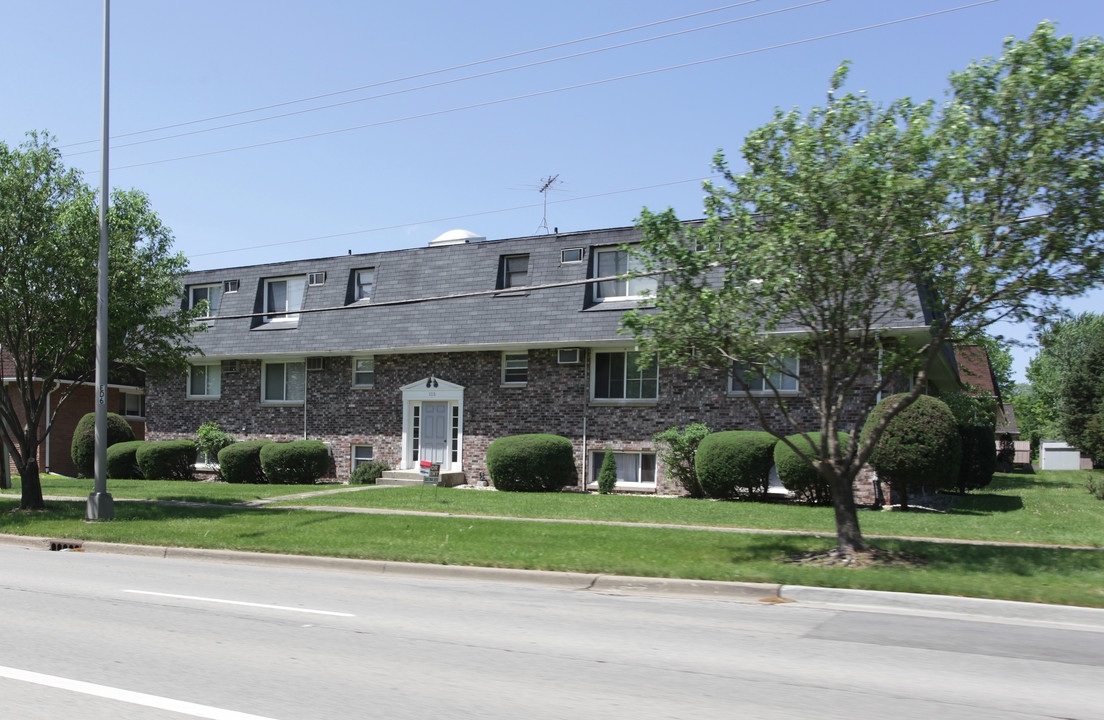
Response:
[1,544,1101,720]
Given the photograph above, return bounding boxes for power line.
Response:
[59,1,763,149]
[64,0,824,157]
[94,1,1001,174]
[187,175,719,263]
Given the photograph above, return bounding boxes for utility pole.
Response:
[87,0,114,521]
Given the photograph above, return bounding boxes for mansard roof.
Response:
[179,223,934,359]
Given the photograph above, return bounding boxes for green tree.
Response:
[1025,313,1104,442]
[0,133,202,510]
[624,24,1104,555]
[1058,326,1104,463]
[597,450,617,495]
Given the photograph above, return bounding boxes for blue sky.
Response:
[3,0,1102,381]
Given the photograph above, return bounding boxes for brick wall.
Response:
[147,350,881,497]
[4,382,144,478]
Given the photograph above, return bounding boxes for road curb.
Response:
[4,532,1100,619]
[3,532,782,603]
[779,585,1104,630]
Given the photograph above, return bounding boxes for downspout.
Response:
[580,349,589,490]
[303,367,308,440]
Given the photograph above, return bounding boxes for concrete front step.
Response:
[379,470,466,487]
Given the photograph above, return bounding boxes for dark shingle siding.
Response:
[181,224,931,358]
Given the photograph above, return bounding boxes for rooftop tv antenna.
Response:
[536,174,560,234]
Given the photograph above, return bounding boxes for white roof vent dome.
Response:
[430,229,485,247]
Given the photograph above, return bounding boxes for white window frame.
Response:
[593,246,656,301]
[352,356,375,387]
[262,360,306,404]
[730,356,800,395]
[223,279,239,293]
[588,451,657,487]
[501,254,529,289]
[352,445,374,470]
[308,271,326,286]
[187,363,221,399]
[263,276,306,323]
[561,247,583,264]
[355,268,375,301]
[189,283,221,318]
[120,392,145,418]
[591,350,658,402]
[502,351,528,385]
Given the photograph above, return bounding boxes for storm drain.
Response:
[49,538,84,552]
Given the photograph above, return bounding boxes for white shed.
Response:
[1039,440,1084,471]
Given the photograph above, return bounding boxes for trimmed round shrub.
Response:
[956,424,996,492]
[350,460,390,485]
[694,431,778,499]
[71,412,135,477]
[485,434,575,492]
[259,440,330,484]
[862,393,962,510]
[774,432,847,506]
[136,439,197,481]
[218,440,273,484]
[106,440,146,480]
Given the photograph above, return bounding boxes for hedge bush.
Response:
[862,393,961,510]
[956,424,996,493]
[694,431,778,499]
[485,434,575,492]
[136,440,197,481]
[218,440,272,484]
[350,460,390,485]
[71,412,135,477]
[259,440,330,484]
[106,440,146,480]
[774,432,847,506]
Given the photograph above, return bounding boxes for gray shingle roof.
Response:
[181,224,931,359]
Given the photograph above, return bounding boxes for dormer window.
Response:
[264,276,305,323]
[189,284,221,317]
[593,247,656,301]
[501,254,529,289]
[355,268,375,301]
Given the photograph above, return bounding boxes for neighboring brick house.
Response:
[146,224,957,494]
[2,350,146,478]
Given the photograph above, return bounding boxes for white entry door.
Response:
[420,401,450,467]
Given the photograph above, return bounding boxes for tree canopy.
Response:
[0,132,203,510]
[624,23,1104,555]
[1024,312,1104,464]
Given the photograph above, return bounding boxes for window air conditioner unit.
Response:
[307,357,325,372]
[557,348,582,365]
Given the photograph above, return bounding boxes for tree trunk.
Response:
[898,484,911,512]
[831,472,869,554]
[18,456,45,511]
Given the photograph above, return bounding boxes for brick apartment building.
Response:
[145,224,958,493]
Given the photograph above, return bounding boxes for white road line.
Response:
[0,665,279,720]
[124,590,355,617]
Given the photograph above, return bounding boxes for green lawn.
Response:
[274,470,1104,547]
[0,474,329,504]
[2,469,1102,607]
